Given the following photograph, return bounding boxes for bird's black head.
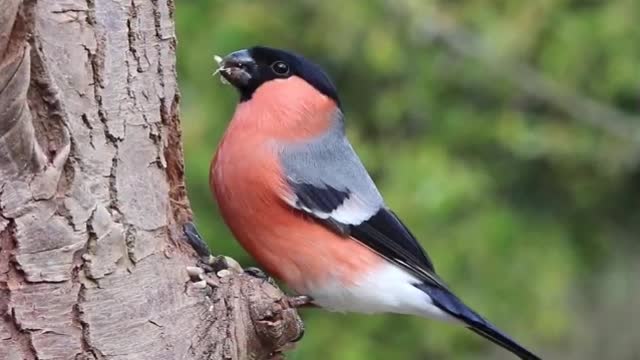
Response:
[217,46,340,106]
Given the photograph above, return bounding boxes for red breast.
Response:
[210,76,382,292]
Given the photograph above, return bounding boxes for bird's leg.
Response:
[184,222,315,309]
[184,222,246,290]
[244,267,316,309]
[243,266,269,279]
[183,222,210,283]
[183,221,212,259]
[244,266,278,287]
[183,221,218,277]
[286,295,315,308]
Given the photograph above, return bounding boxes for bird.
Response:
[205,45,541,360]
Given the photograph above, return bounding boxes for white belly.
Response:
[308,262,456,323]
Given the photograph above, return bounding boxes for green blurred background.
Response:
[176,1,640,359]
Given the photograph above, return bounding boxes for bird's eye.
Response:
[271,61,290,75]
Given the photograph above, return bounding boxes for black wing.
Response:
[279,118,445,288]
[351,207,435,273]
[288,183,542,359]
[285,180,446,288]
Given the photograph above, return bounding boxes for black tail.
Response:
[415,284,541,360]
[465,322,540,360]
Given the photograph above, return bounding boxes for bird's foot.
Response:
[243,266,269,279]
[286,295,315,308]
[183,222,244,289]
[244,268,314,309]
[244,266,278,287]
[209,254,243,274]
[183,221,212,258]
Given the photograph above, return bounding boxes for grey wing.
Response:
[278,118,440,284]
[279,123,383,229]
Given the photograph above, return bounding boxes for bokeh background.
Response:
[176,1,640,359]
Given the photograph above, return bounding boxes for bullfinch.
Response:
[201,46,541,360]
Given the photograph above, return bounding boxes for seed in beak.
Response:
[212,54,230,84]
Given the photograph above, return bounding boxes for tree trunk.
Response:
[0,1,303,359]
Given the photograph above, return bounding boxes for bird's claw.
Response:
[244,266,278,287]
[286,295,314,308]
[183,223,246,290]
[195,259,215,273]
[244,266,269,279]
[209,255,243,274]
[183,221,212,258]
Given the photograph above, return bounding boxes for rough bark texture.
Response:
[0,1,303,359]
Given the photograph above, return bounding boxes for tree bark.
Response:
[0,1,303,359]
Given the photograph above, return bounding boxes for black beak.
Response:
[218,49,255,88]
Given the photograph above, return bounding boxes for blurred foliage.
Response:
[176,0,640,359]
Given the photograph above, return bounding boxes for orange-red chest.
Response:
[209,78,382,292]
[210,117,285,246]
